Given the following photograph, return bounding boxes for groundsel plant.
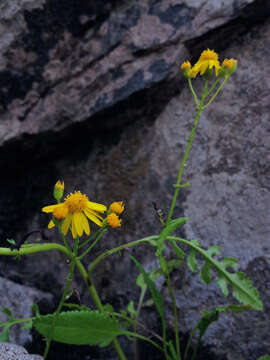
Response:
[0,49,268,360]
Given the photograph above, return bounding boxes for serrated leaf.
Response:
[156,217,187,256]
[168,239,185,259]
[33,311,124,347]
[130,256,164,320]
[257,356,270,360]
[197,310,219,337]
[187,249,198,273]
[231,272,263,310]
[0,327,10,342]
[200,262,212,285]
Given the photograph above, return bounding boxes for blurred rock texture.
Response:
[0,0,270,359]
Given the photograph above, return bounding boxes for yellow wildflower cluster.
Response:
[42,181,124,238]
[181,49,237,78]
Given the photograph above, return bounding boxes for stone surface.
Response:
[0,277,53,346]
[0,0,269,359]
[0,342,43,360]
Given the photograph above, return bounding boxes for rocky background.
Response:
[0,0,269,359]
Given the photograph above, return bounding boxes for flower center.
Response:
[64,191,88,212]
[199,49,218,61]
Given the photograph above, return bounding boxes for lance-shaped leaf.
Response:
[33,311,124,347]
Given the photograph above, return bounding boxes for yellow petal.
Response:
[80,212,90,235]
[87,201,107,213]
[48,220,55,229]
[74,212,83,237]
[42,204,62,213]
[62,213,72,235]
[71,215,77,239]
[200,62,208,75]
[84,208,103,227]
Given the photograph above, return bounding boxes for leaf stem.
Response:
[77,228,107,260]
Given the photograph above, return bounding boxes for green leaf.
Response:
[130,256,164,320]
[257,356,270,360]
[6,239,16,246]
[0,327,10,342]
[127,301,136,318]
[231,272,263,310]
[197,309,219,338]
[22,321,33,330]
[136,273,147,293]
[168,239,185,259]
[156,217,187,256]
[168,340,178,360]
[1,307,14,320]
[187,249,198,273]
[33,311,124,347]
[200,262,211,285]
[216,273,228,296]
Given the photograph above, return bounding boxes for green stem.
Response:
[133,284,147,360]
[0,317,34,327]
[88,236,158,274]
[205,77,221,98]
[78,227,104,249]
[74,257,127,360]
[43,237,79,359]
[188,78,199,106]
[78,228,107,260]
[0,243,70,257]
[202,76,228,109]
[166,274,181,359]
[166,79,208,225]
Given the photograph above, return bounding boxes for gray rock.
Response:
[0,0,269,359]
[0,277,53,346]
[0,343,43,360]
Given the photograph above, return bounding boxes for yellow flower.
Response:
[181,61,191,71]
[221,58,238,75]
[42,191,107,238]
[109,201,124,215]
[53,180,64,202]
[189,49,221,78]
[107,213,122,228]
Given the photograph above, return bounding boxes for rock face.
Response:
[0,0,269,359]
[0,343,43,360]
[0,277,53,345]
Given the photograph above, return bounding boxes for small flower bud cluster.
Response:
[106,201,125,228]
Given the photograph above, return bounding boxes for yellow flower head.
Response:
[107,213,122,228]
[109,201,124,215]
[221,58,238,76]
[42,190,107,238]
[189,49,221,78]
[181,61,191,71]
[54,180,64,202]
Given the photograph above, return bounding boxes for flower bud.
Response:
[109,201,124,215]
[219,58,238,77]
[53,180,64,202]
[107,213,122,228]
[181,61,191,78]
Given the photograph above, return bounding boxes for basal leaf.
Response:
[130,256,164,320]
[33,310,124,347]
